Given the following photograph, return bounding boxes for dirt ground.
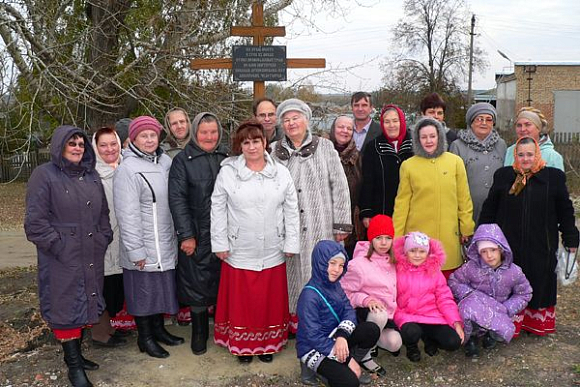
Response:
[1,182,579,387]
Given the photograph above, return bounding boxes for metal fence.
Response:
[0,151,50,183]
[1,132,579,184]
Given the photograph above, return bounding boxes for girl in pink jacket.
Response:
[394,232,464,362]
[341,215,402,376]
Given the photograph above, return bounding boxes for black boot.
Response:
[423,337,439,357]
[482,332,497,349]
[300,362,318,385]
[405,343,421,362]
[76,338,99,371]
[135,316,169,358]
[62,339,93,387]
[151,314,185,346]
[190,309,209,355]
[465,336,479,357]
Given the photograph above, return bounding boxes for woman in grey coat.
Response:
[450,103,506,224]
[25,125,112,387]
[113,116,184,359]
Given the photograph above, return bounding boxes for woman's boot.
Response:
[135,316,169,358]
[62,339,93,387]
[190,309,209,355]
[151,314,185,346]
[78,334,99,371]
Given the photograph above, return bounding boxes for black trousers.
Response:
[400,322,461,351]
[317,321,380,387]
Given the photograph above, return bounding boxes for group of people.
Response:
[24,91,578,387]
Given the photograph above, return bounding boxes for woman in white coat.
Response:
[211,120,300,364]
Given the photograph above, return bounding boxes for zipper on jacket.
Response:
[137,172,164,271]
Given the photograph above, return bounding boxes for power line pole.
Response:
[467,14,475,105]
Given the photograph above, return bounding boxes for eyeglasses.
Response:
[67,141,85,148]
[257,113,276,119]
[474,117,494,124]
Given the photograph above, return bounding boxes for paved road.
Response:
[0,230,37,269]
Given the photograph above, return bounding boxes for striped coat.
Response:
[272,134,352,313]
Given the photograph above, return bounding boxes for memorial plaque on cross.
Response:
[191,1,325,99]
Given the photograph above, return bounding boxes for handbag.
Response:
[556,248,578,286]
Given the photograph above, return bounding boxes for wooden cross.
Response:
[191,1,325,100]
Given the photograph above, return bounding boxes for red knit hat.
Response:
[129,116,162,142]
[367,215,395,241]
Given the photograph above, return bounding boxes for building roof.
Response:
[514,61,580,66]
[495,72,516,84]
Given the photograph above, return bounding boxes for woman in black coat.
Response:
[359,104,413,227]
[168,112,228,355]
[479,137,578,336]
[25,125,112,387]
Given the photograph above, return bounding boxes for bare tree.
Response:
[383,0,487,94]
[0,0,300,141]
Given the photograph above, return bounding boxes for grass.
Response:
[0,182,27,231]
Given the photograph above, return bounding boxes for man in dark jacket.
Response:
[253,97,283,143]
[419,92,457,149]
[168,112,228,355]
[351,91,382,153]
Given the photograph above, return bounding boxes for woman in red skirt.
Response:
[211,119,300,363]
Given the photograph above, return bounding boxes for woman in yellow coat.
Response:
[393,117,474,278]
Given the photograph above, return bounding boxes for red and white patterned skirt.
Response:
[214,261,289,356]
[512,305,556,337]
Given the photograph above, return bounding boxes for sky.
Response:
[268,0,580,94]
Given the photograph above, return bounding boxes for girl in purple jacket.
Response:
[341,215,402,376]
[449,223,532,357]
[394,232,464,362]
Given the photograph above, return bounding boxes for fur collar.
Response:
[274,132,319,161]
[412,117,447,159]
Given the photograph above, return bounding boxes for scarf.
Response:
[380,104,407,151]
[457,128,501,152]
[337,139,358,166]
[129,141,162,164]
[509,137,546,195]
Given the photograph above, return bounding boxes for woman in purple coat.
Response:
[25,125,112,387]
[449,223,532,357]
